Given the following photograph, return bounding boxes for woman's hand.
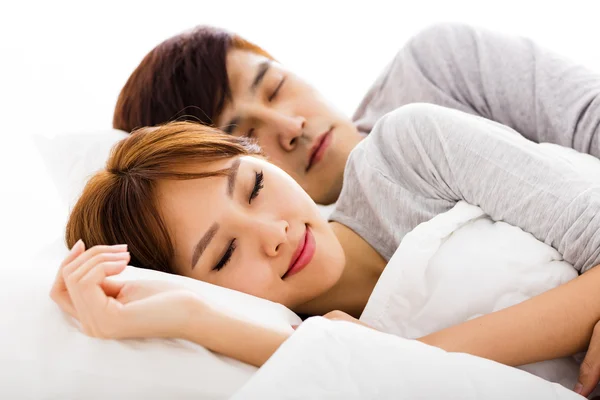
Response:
[291,310,375,330]
[50,240,208,340]
[575,320,600,397]
[303,310,376,330]
[49,240,292,367]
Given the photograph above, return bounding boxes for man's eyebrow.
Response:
[223,61,271,135]
[251,60,271,93]
[227,158,241,197]
[191,222,219,269]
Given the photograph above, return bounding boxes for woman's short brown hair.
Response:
[66,121,262,273]
[113,25,273,133]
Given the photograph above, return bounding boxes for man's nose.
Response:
[276,115,306,152]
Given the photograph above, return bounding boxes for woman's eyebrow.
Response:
[191,222,219,269]
[227,158,241,197]
[191,158,241,269]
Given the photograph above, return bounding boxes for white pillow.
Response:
[33,129,130,208]
[0,238,300,399]
[33,129,338,217]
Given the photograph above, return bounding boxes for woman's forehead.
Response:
[155,158,234,200]
[155,156,267,208]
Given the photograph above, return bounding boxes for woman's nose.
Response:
[257,219,289,257]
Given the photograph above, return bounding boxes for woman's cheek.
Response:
[270,180,304,210]
[227,263,276,299]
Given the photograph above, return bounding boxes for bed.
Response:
[1,127,593,399]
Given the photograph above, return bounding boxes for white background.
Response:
[1,0,599,265]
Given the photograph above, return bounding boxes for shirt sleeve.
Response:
[333,103,600,272]
[352,23,600,157]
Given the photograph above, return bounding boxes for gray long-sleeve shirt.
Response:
[331,103,600,273]
[352,23,600,156]
[333,23,600,272]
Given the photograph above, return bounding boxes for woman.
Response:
[113,23,600,205]
[53,103,600,396]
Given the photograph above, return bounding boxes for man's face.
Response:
[216,49,363,204]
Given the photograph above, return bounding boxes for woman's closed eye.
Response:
[213,239,236,271]
[212,171,263,272]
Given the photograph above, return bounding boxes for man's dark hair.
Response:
[113,25,272,132]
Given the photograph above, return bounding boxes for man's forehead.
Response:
[226,49,267,93]
[218,49,274,126]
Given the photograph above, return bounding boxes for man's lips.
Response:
[283,225,315,279]
[306,128,333,172]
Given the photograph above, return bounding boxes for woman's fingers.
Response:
[50,242,129,321]
[50,240,87,318]
[52,243,198,341]
[67,260,129,338]
[322,310,376,330]
[51,240,86,295]
[60,240,85,268]
[66,251,129,285]
[70,266,195,339]
[62,247,129,321]
[290,310,362,331]
[62,244,128,279]
[323,310,353,321]
[575,321,600,396]
[101,279,126,298]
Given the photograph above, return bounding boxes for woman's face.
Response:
[156,155,346,310]
[216,48,363,205]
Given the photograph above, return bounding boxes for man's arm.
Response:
[354,23,600,156]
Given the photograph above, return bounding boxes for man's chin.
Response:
[311,174,343,205]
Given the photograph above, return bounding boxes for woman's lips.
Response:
[306,129,333,172]
[283,225,315,279]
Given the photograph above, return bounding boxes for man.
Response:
[113,23,600,205]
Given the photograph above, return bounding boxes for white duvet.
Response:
[361,201,580,384]
[234,143,600,399]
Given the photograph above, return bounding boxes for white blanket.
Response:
[233,317,581,399]
[361,201,582,387]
